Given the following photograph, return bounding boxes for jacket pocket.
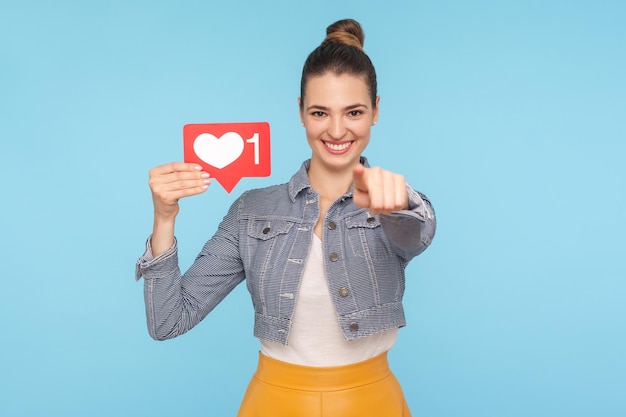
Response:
[243,219,296,313]
[345,211,393,261]
[344,211,403,303]
[244,219,295,277]
[247,219,294,240]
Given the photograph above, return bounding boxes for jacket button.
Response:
[329,252,339,262]
[327,221,336,230]
[262,227,270,234]
[366,216,376,223]
[339,287,349,297]
[349,322,359,332]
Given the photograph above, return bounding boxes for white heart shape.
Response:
[193,132,244,169]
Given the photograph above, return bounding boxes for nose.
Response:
[327,116,347,140]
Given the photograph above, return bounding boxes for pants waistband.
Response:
[254,351,392,391]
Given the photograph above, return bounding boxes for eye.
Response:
[348,110,363,117]
[310,111,326,117]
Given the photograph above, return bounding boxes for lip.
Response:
[323,140,354,154]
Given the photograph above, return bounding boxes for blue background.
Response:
[1,1,624,416]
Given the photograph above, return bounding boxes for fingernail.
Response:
[203,179,211,185]
[194,165,202,170]
[201,172,210,178]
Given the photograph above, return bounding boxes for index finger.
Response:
[152,162,203,175]
[352,163,368,192]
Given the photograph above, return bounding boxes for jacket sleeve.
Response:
[135,196,245,341]
[378,185,436,262]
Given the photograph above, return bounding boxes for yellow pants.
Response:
[237,352,412,417]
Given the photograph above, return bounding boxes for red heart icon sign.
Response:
[184,122,271,193]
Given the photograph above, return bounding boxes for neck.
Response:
[307,158,358,201]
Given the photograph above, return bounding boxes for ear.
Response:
[298,97,304,126]
[372,96,380,125]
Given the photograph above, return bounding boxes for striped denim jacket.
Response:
[136,158,436,345]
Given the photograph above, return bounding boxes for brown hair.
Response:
[300,19,377,108]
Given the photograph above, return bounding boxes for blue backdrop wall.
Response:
[1,1,624,416]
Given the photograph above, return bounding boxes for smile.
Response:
[323,141,353,152]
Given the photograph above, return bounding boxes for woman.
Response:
[136,18,436,417]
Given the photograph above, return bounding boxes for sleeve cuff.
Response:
[134,236,178,281]
[384,185,435,222]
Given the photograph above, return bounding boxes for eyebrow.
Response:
[306,103,368,112]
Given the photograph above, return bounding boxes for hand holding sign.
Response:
[184,123,271,192]
[149,162,210,222]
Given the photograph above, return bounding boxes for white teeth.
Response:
[325,141,352,151]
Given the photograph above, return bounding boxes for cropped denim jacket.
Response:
[136,158,436,345]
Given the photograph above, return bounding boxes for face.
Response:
[299,72,379,173]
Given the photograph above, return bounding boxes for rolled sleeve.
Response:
[134,236,178,281]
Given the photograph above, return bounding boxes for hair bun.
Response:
[322,19,365,50]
